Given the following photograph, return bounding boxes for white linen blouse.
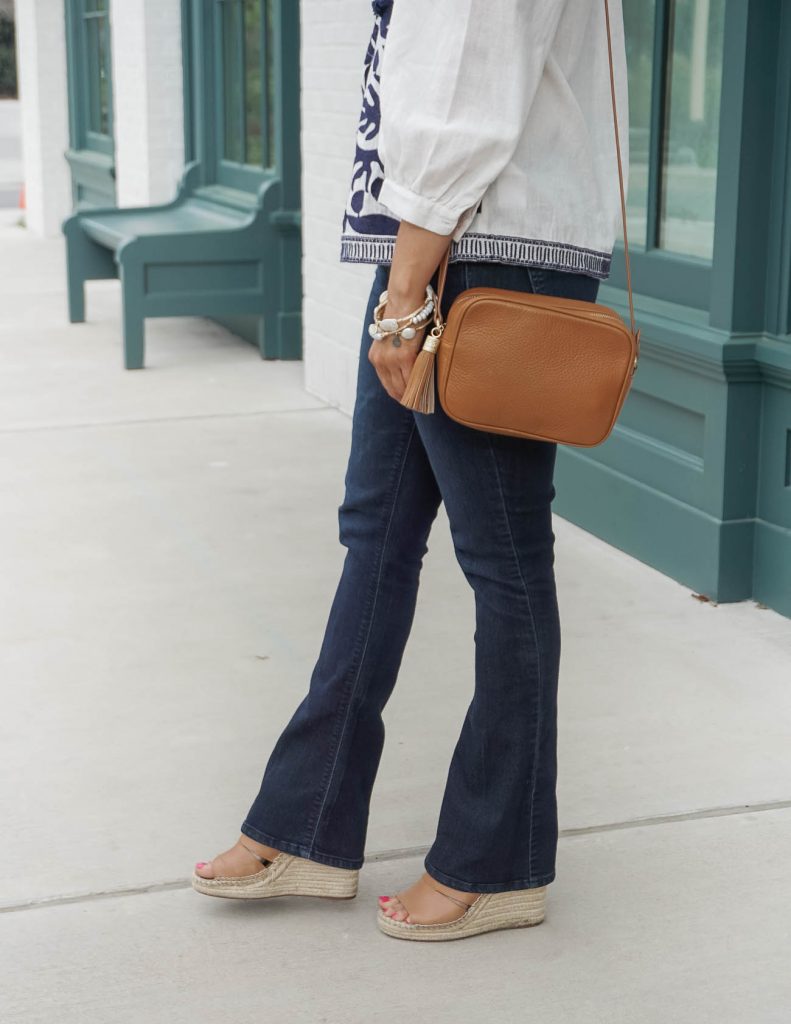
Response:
[340,0,630,280]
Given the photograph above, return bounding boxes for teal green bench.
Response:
[62,162,301,369]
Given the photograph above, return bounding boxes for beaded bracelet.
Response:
[368,284,437,348]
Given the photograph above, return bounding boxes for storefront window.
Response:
[222,0,244,163]
[658,0,726,260]
[243,0,264,166]
[219,0,275,173]
[68,0,112,150]
[623,0,656,249]
[86,0,111,137]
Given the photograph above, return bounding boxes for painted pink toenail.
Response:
[378,895,390,901]
[196,862,207,869]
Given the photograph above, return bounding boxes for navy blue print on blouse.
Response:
[342,1,399,239]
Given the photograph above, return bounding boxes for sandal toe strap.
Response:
[432,886,477,911]
[238,840,273,867]
[389,885,476,924]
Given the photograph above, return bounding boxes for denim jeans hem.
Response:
[240,821,364,871]
[424,857,555,894]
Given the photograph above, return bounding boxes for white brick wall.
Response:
[15,0,71,236]
[300,0,377,414]
[110,0,184,208]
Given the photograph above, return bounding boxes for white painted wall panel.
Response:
[15,0,71,236]
[110,0,184,208]
[300,0,376,414]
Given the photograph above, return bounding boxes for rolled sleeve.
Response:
[377,0,567,238]
[376,179,467,236]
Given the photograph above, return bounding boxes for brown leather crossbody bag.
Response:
[400,0,640,448]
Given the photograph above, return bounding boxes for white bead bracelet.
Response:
[368,284,438,347]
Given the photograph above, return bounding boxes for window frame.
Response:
[765,2,791,339]
[610,0,728,312]
[64,0,114,159]
[185,0,280,195]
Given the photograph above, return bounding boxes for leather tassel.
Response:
[400,329,441,414]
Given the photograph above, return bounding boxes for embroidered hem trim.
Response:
[339,232,612,280]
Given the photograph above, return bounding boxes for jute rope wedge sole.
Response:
[377,885,547,942]
[191,847,359,901]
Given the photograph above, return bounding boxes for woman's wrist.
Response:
[383,283,428,318]
[387,220,452,315]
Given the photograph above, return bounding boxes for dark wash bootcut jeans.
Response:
[242,259,600,893]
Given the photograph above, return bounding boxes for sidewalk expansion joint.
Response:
[3,798,790,916]
[0,405,338,436]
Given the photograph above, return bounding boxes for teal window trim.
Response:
[764,0,791,338]
[182,0,195,164]
[64,0,114,158]
[709,0,783,335]
[275,0,300,209]
[644,0,670,253]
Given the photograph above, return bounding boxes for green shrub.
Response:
[0,13,17,99]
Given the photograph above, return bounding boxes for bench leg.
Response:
[258,309,302,360]
[119,262,146,370]
[123,312,145,371]
[62,216,118,324]
[277,310,302,360]
[66,259,86,324]
[258,311,275,359]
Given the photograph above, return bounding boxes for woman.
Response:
[193,0,629,941]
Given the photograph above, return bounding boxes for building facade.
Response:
[14,0,791,617]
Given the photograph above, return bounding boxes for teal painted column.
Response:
[751,3,791,616]
[706,0,779,602]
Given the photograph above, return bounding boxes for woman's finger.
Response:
[370,337,423,402]
[371,350,400,401]
[386,359,405,401]
[390,346,419,400]
[395,354,414,397]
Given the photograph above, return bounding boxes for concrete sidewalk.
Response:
[1,219,790,1023]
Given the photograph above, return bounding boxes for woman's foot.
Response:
[194,835,281,880]
[378,873,479,924]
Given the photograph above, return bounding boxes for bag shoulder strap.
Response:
[604,0,636,338]
[437,0,636,339]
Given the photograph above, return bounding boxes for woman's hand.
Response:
[368,219,452,402]
[368,284,430,402]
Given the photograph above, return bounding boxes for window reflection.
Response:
[223,0,244,163]
[659,0,725,260]
[83,0,111,140]
[244,0,263,166]
[221,0,274,169]
[623,0,655,249]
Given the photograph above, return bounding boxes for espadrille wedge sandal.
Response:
[377,883,547,941]
[191,842,359,901]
